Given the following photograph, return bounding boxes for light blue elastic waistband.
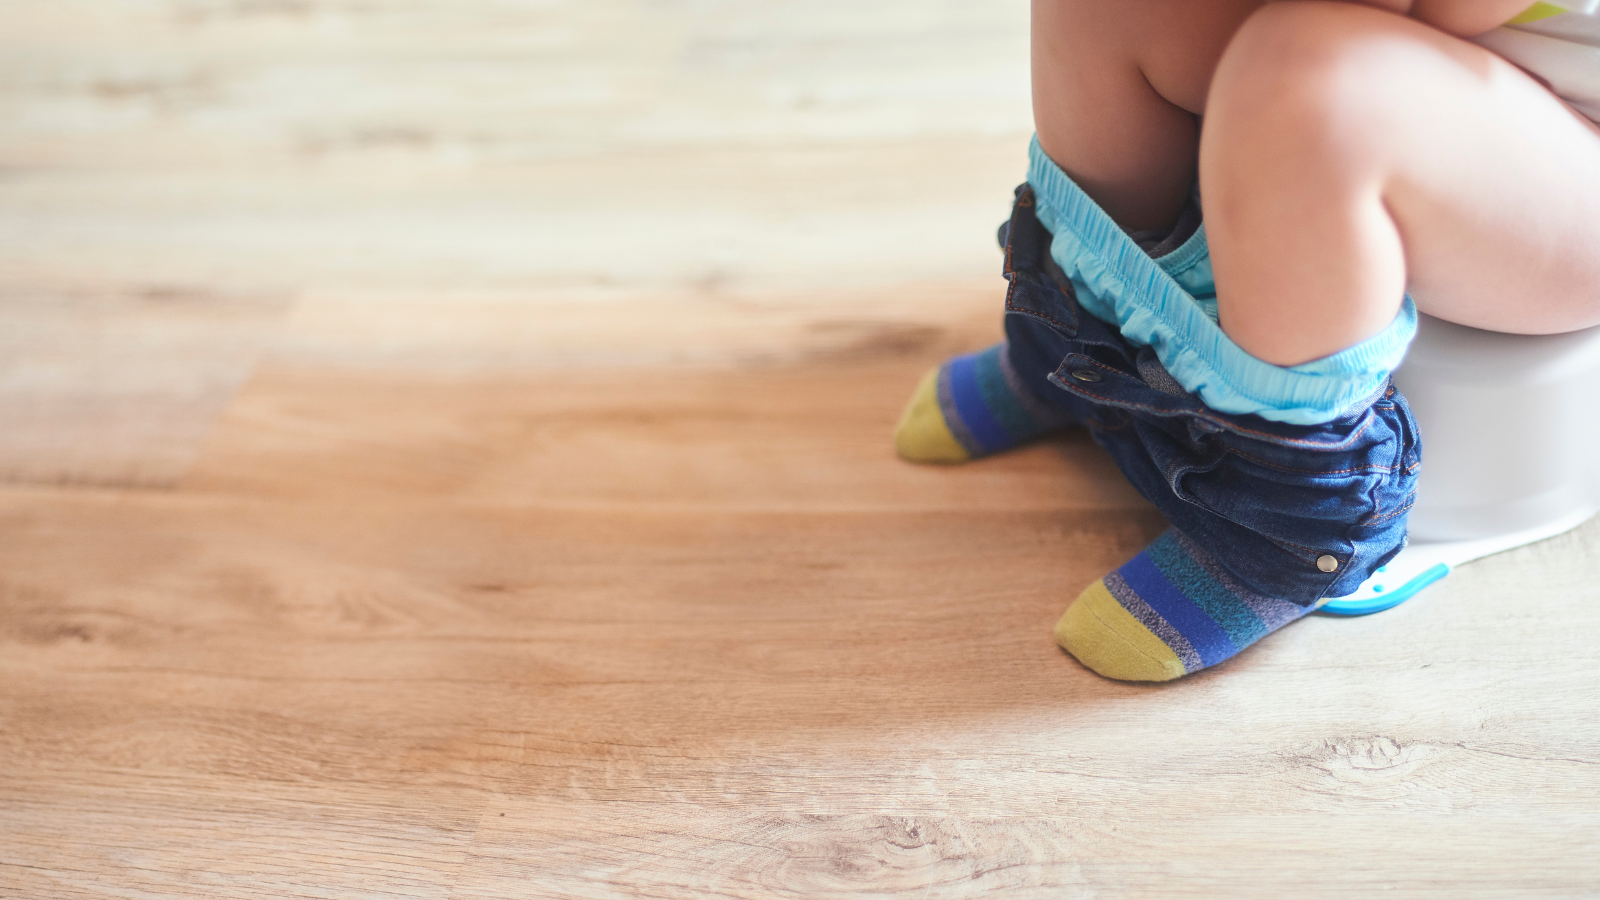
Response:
[1026,136,1415,426]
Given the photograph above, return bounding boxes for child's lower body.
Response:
[896,0,1600,681]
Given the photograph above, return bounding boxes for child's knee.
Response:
[1208,0,1420,154]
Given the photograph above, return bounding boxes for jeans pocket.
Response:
[1173,453,1379,566]
[1163,420,1399,567]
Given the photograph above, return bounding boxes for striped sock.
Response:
[1055,529,1315,681]
[894,343,1072,463]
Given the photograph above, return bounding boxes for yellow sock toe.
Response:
[1055,581,1186,682]
[893,367,970,464]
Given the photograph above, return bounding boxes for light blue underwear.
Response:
[1026,136,1416,426]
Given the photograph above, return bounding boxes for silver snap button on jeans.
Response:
[1317,554,1339,573]
[1070,369,1103,383]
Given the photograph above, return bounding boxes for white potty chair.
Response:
[1321,313,1600,615]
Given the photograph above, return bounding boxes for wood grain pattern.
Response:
[4,356,1600,897]
[0,0,1031,484]
[0,0,1032,297]
[5,1,1600,896]
[0,286,288,486]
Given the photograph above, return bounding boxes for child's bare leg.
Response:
[1202,0,1600,366]
[1032,0,1263,231]
[893,0,1266,465]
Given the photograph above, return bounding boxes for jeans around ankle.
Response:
[999,184,1421,605]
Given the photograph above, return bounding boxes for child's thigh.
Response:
[1208,1,1600,335]
[1398,76,1600,335]
[1030,0,1263,231]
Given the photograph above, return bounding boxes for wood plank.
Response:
[0,0,1032,298]
[0,0,1033,484]
[6,1,1600,896]
[3,362,1600,896]
[0,286,288,487]
[458,802,1599,899]
[183,358,1146,510]
[0,776,477,900]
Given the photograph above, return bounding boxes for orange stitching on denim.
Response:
[1224,446,1397,476]
[1268,534,1323,556]
[1001,188,1031,278]
[1002,188,1081,334]
[1042,272,1081,330]
[1221,409,1375,448]
[1062,371,1377,450]
[1366,497,1415,524]
[1006,291,1079,334]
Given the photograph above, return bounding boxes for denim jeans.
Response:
[999,185,1422,604]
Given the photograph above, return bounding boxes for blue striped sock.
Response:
[896,343,1073,462]
[1055,529,1317,681]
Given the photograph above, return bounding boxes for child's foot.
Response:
[894,343,1072,463]
[1055,529,1315,681]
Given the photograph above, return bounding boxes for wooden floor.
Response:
[8,347,1600,897]
[6,1,1600,897]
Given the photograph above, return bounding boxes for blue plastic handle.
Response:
[1318,563,1451,616]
